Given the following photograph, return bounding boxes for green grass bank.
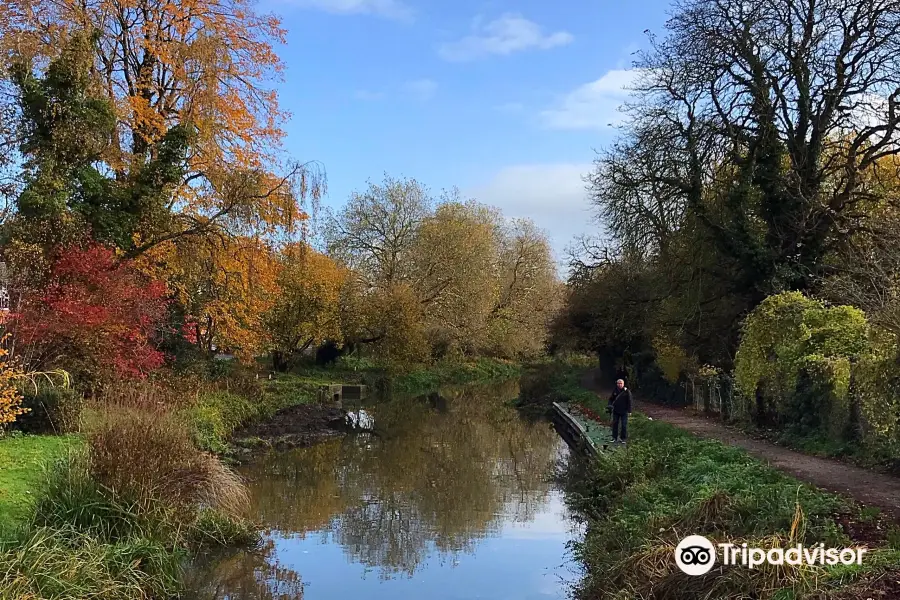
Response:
[188,357,522,453]
[0,434,82,533]
[517,362,900,599]
[0,356,523,599]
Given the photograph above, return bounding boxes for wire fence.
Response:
[685,372,742,421]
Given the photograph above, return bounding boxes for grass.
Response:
[559,401,898,599]
[0,430,258,600]
[0,433,82,533]
[0,525,183,600]
[186,356,523,452]
[390,357,522,396]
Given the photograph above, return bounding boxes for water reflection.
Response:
[343,409,375,431]
[184,540,306,599]
[187,379,578,599]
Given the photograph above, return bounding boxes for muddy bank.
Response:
[230,403,348,458]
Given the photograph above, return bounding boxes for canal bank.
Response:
[545,365,900,600]
[0,359,525,600]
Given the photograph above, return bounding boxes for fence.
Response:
[685,372,740,421]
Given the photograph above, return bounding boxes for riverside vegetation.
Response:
[0,11,555,598]
[520,363,900,599]
[550,0,900,475]
[536,0,900,588]
[0,357,525,599]
[7,0,900,597]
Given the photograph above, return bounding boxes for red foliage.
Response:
[578,406,610,426]
[11,244,170,379]
[180,317,199,345]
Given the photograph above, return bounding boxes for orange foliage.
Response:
[2,0,285,167]
[1,0,321,243]
[0,337,28,428]
[267,244,347,354]
[138,235,280,360]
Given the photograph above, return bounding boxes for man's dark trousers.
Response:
[612,412,628,442]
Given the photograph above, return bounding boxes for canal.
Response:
[184,379,584,599]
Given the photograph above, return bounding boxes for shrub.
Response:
[734,291,868,428]
[86,405,249,519]
[0,344,28,430]
[9,243,170,383]
[788,356,852,439]
[854,346,900,465]
[186,391,259,453]
[16,385,84,434]
[652,335,693,384]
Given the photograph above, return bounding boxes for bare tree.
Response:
[591,0,900,299]
[325,174,433,287]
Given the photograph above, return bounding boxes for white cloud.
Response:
[438,13,573,62]
[540,69,639,131]
[466,163,595,266]
[291,0,412,20]
[403,79,437,101]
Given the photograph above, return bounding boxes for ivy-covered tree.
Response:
[9,32,191,251]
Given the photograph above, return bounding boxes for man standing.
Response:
[607,379,632,444]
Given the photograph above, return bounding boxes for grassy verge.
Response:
[187,357,523,453]
[1,406,258,600]
[0,434,82,533]
[390,358,521,396]
[542,369,900,599]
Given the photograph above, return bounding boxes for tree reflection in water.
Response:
[183,539,306,600]
[191,379,566,594]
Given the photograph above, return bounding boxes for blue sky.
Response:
[262,0,671,265]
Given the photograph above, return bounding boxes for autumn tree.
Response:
[1,0,323,255]
[326,175,432,287]
[486,219,560,358]
[324,175,433,362]
[266,244,347,370]
[8,244,169,381]
[327,176,560,362]
[139,234,280,360]
[4,32,192,253]
[412,200,499,357]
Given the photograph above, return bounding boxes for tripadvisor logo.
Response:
[674,535,868,576]
[675,535,716,575]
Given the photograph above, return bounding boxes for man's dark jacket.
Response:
[608,388,632,416]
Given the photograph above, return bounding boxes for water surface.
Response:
[186,380,581,600]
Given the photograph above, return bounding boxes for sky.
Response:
[261,0,672,267]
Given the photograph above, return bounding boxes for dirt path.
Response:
[582,370,900,520]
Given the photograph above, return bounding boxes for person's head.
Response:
[616,379,625,390]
